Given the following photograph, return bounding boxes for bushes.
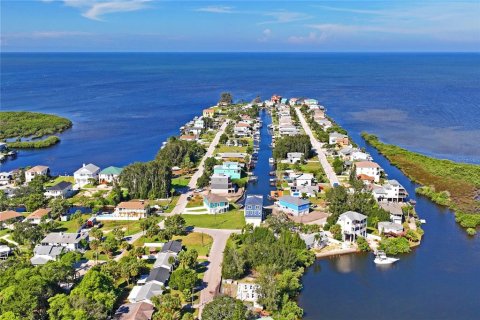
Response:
[416,186,451,207]
[7,136,60,148]
[379,237,411,255]
[466,228,477,236]
[273,135,312,160]
[0,111,72,139]
[455,213,480,228]
[356,236,370,252]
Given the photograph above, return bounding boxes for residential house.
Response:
[291,185,318,198]
[213,162,242,180]
[355,161,382,183]
[0,210,23,229]
[203,194,229,214]
[161,240,182,255]
[114,302,155,320]
[45,181,74,199]
[0,172,12,185]
[372,180,408,202]
[74,163,100,187]
[194,118,205,129]
[378,222,404,235]
[99,166,123,184]
[294,173,315,187]
[112,201,150,220]
[236,281,262,309]
[30,245,64,265]
[304,98,319,106]
[26,208,51,224]
[278,124,299,136]
[234,122,251,137]
[277,196,310,216]
[41,232,89,251]
[216,152,248,161]
[210,174,235,194]
[128,282,164,305]
[316,119,332,130]
[300,232,326,249]
[179,135,197,141]
[244,195,263,227]
[153,252,176,271]
[351,151,372,162]
[271,95,282,103]
[285,152,303,164]
[25,165,50,183]
[188,127,203,136]
[0,142,7,152]
[203,108,215,118]
[328,132,349,146]
[146,267,171,286]
[337,211,367,241]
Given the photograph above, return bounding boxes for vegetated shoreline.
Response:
[0,111,72,148]
[362,133,480,231]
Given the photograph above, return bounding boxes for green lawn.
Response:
[83,250,109,261]
[45,175,75,187]
[0,229,11,237]
[186,195,204,208]
[55,217,89,233]
[215,145,247,154]
[101,219,146,236]
[173,232,213,256]
[172,176,190,189]
[183,210,245,230]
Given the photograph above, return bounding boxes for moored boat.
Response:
[374,251,399,265]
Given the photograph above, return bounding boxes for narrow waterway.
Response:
[244,109,274,206]
[298,135,480,320]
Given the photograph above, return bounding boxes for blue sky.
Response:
[1,1,479,52]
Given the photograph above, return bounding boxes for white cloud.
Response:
[258,28,272,42]
[195,6,234,14]
[288,32,327,44]
[259,10,311,25]
[42,0,151,21]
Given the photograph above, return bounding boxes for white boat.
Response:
[269,158,274,164]
[374,251,399,265]
[419,219,426,224]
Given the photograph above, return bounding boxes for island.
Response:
[0,111,72,149]
[362,133,480,235]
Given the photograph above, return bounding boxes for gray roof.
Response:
[161,240,182,254]
[279,195,310,206]
[75,163,100,174]
[41,232,88,244]
[339,211,367,221]
[378,222,403,232]
[153,252,176,269]
[146,267,171,284]
[245,194,263,206]
[47,181,72,191]
[34,245,64,257]
[329,132,347,138]
[387,179,401,186]
[135,282,164,302]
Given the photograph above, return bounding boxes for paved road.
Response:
[170,121,229,215]
[295,108,340,187]
[194,227,241,318]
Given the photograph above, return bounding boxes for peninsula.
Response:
[362,133,480,234]
[0,111,72,149]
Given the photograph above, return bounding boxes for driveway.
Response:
[194,227,241,318]
[170,121,229,215]
[295,108,340,186]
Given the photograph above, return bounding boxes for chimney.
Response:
[83,163,86,167]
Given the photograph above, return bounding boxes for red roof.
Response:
[0,210,23,222]
[355,161,380,168]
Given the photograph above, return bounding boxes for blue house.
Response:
[213,162,242,180]
[244,195,263,227]
[277,196,310,216]
[203,194,229,214]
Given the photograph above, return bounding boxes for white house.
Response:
[74,163,100,187]
[25,165,50,183]
[294,173,315,187]
[236,281,262,309]
[99,166,123,184]
[45,181,74,199]
[110,201,149,220]
[0,172,12,186]
[41,232,89,251]
[350,151,371,162]
[26,208,51,225]
[30,245,65,265]
[284,152,303,164]
[328,132,349,146]
[378,222,404,235]
[372,180,408,202]
[128,282,164,305]
[337,211,367,242]
[355,161,381,183]
[234,122,251,137]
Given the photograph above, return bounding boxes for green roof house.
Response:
[99,166,123,184]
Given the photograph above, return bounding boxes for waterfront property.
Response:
[244,194,264,227]
[236,280,262,309]
[203,108,215,118]
[203,193,229,214]
[277,195,310,216]
[74,163,100,187]
[41,231,88,251]
[355,161,381,183]
[99,166,123,184]
[284,152,303,164]
[372,180,408,202]
[378,221,404,235]
[213,162,242,180]
[0,172,12,185]
[337,211,367,242]
[329,132,349,146]
[44,181,74,199]
[210,173,235,194]
[234,122,251,137]
[25,165,50,183]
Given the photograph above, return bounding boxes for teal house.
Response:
[213,162,242,180]
[203,194,229,214]
[99,166,123,184]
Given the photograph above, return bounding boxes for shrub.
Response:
[466,228,477,236]
[356,237,370,252]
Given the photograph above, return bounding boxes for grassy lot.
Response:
[45,175,75,187]
[215,145,247,154]
[363,133,480,218]
[0,229,11,237]
[55,217,88,233]
[172,176,191,189]
[173,232,213,256]
[183,210,245,230]
[83,250,109,261]
[186,195,204,208]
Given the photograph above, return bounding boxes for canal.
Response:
[245,108,479,319]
